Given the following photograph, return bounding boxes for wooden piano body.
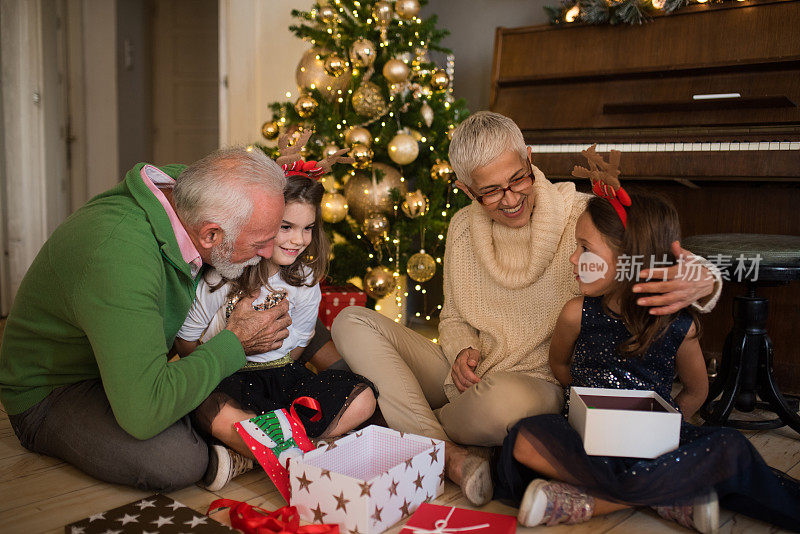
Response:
[491,0,800,392]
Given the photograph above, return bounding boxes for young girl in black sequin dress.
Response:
[176,172,377,490]
[495,192,800,533]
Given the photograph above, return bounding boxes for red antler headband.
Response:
[572,144,632,228]
[274,127,354,180]
[281,160,324,179]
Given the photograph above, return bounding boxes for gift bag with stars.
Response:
[235,396,320,502]
[289,425,445,534]
[65,494,234,533]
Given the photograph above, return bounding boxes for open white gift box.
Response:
[289,425,444,534]
[568,386,682,459]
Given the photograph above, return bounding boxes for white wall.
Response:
[219,0,314,146]
[428,0,549,111]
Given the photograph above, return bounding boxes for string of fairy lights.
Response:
[255,0,470,333]
[547,0,748,25]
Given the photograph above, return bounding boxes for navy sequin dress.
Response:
[495,297,800,531]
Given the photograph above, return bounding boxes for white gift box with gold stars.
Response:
[289,425,444,534]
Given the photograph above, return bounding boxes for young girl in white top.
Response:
[176,172,376,489]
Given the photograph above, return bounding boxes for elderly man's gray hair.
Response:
[448,111,527,187]
[173,147,286,244]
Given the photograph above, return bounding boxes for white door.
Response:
[151,0,219,165]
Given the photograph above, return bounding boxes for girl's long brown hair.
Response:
[226,175,329,296]
[586,193,701,357]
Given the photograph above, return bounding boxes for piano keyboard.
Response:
[529,142,800,154]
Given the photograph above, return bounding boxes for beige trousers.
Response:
[331,306,564,446]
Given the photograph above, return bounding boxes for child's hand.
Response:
[226,296,291,355]
[451,347,482,392]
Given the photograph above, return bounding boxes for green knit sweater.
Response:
[0,163,245,439]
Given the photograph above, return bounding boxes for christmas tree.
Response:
[257,0,469,323]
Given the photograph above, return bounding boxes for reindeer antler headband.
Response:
[275,128,353,179]
[572,144,632,228]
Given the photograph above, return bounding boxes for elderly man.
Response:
[0,147,299,491]
[332,111,721,506]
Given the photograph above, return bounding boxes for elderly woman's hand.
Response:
[633,241,716,316]
[452,347,482,392]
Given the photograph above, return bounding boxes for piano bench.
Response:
[683,234,800,435]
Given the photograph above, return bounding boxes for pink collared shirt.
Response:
[140,165,203,278]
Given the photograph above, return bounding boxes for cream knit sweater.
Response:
[438,169,590,401]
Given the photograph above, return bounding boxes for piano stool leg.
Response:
[702,329,745,426]
[757,337,800,435]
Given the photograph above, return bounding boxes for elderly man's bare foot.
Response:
[445,441,493,506]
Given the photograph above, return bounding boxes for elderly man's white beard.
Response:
[209,240,261,280]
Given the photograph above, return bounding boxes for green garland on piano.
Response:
[545,0,689,25]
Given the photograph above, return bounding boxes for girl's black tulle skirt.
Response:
[194,361,376,438]
[496,414,800,531]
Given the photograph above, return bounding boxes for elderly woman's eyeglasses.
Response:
[470,173,533,206]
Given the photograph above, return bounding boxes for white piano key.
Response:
[594,144,606,152]
[692,143,703,151]
[646,143,656,152]
[674,143,684,151]
[779,142,790,150]
[769,142,779,150]
[721,142,731,151]
[791,142,800,150]
[759,141,770,150]
[656,143,665,152]
[730,142,740,151]
[710,143,721,151]
[622,144,632,152]
[701,143,711,151]
[666,143,675,151]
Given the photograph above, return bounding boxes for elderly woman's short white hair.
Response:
[448,111,527,186]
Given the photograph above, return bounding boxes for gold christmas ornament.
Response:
[321,192,348,223]
[324,54,348,77]
[407,250,436,283]
[431,159,456,181]
[352,81,388,119]
[296,48,351,101]
[349,38,377,67]
[372,1,393,25]
[319,174,341,193]
[401,189,429,218]
[388,132,419,165]
[318,5,337,24]
[383,58,410,84]
[395,0,421,20]
[364,266,396,299]
[261,120,280,140]
[349,143,373,169]
[343,163,407,219]
[414,84,433,100]
[420,103,434,127]
[409,129,423,141]
[430,69,450,91]
[294,94,319,118]
[362,212,390,243]
[322,144,341,159]
[345,126,372,147]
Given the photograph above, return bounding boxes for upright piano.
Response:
[491,0,800,392]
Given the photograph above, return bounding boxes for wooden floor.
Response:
[1,318,799,533]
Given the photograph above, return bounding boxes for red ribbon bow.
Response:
[208,499,338,534]
[591,179,632,228]
[289,396,322,424]
[281,160,325,180]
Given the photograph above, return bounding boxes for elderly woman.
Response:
[331,111,720,506]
